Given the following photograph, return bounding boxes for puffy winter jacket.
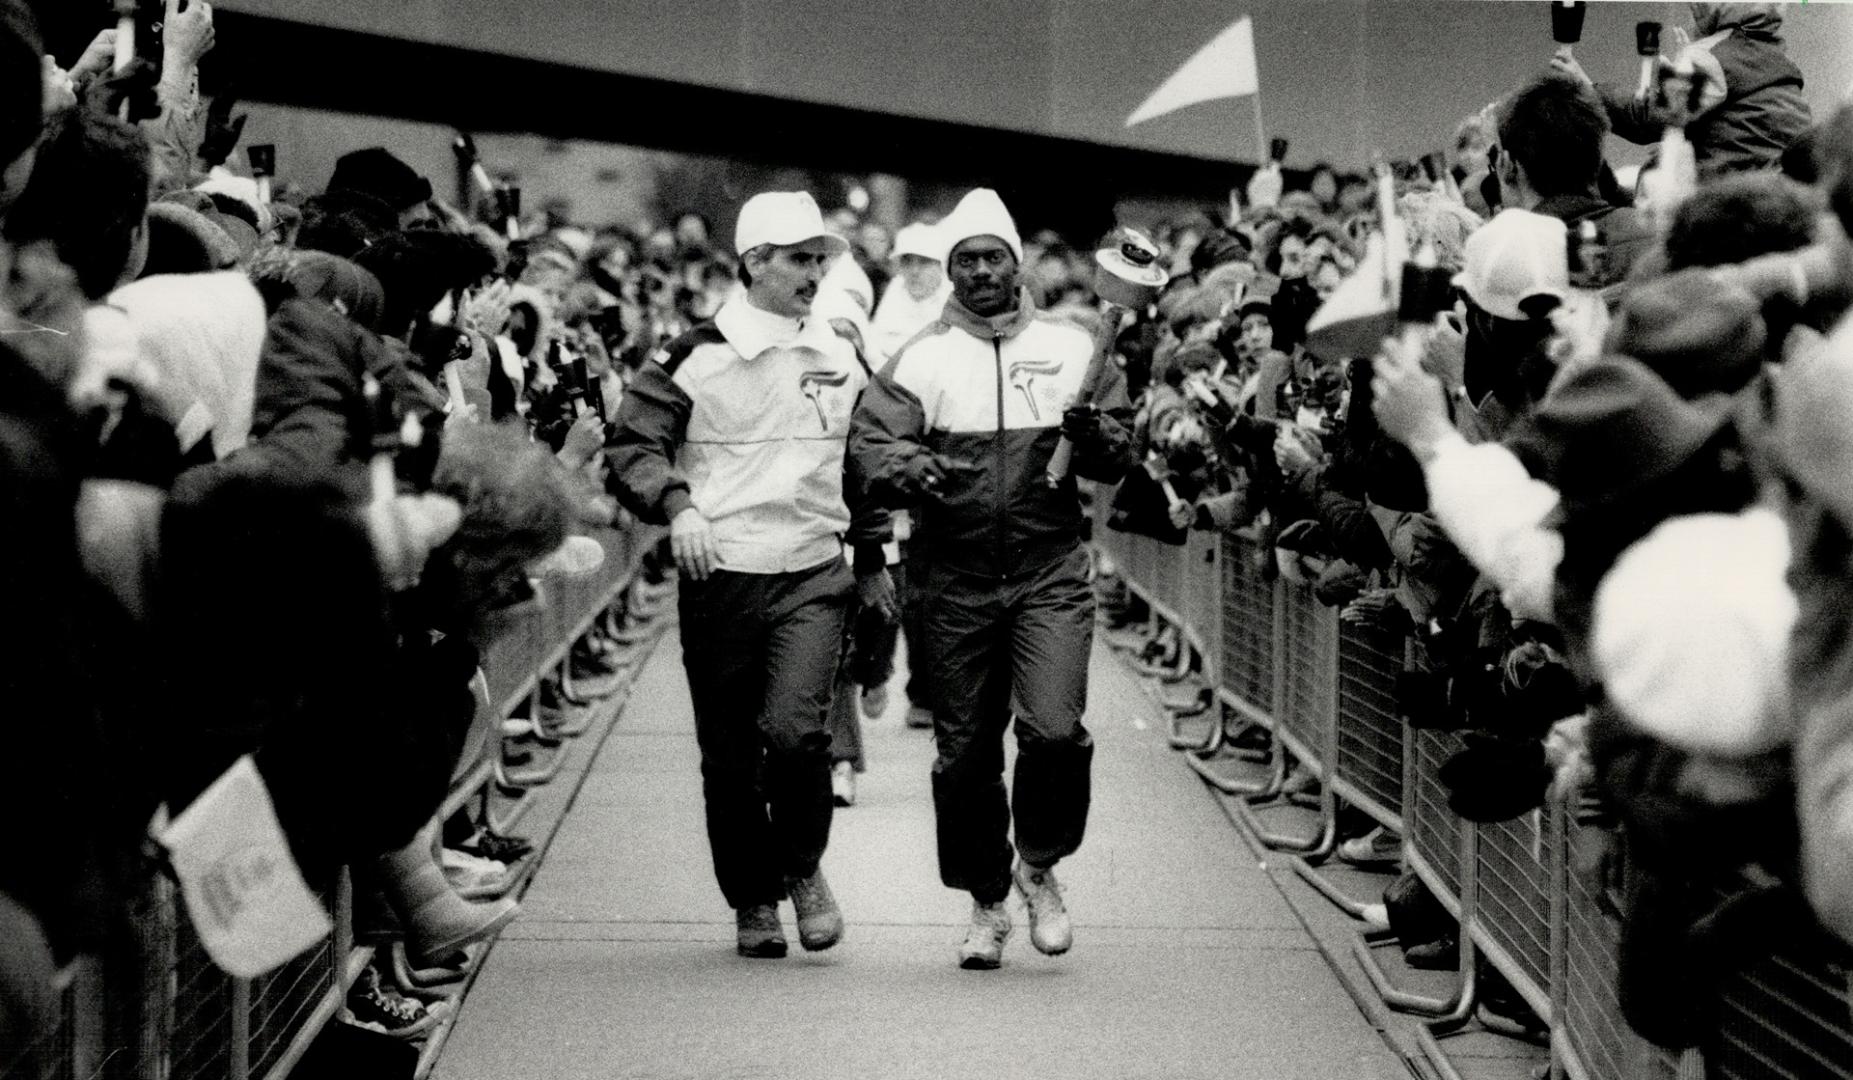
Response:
[1600,5,1809,178]
[605,295,889,574]
[850,288,1135,578]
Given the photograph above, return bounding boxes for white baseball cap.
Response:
[734,191,851,258]
[892,222,942,262]
[1453,208,1568,321]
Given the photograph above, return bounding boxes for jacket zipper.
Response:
[993,333,1008,577]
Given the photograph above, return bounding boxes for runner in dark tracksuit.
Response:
[848,188,1136,969]
[605,191,894,960]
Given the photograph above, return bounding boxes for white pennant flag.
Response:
[161,757,332,978]
[1126,16,1260,127]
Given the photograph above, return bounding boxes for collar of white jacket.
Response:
[714,293,837,360]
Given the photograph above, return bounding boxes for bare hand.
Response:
[460,279,514,338]
[1420,315,1466,391]
[1274,426,1322,478]
[1371,334,1453,461]
[559,410,606,468]
[1340,587,1397,627]
[671,506,719,580]
[68,29,119,86]
[1549,45,1592,88]
[1166,497,1192,530]
[163,0,216,71]
[856,568,899,623]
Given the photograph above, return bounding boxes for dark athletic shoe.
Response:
[785,871,844,951]
[735,904,788,958]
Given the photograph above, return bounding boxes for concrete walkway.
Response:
[437,633,1407,1080]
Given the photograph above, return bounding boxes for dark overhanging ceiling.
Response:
[194,12,1275,237]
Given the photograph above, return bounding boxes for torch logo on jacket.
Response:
[799,370,852,431]
[1007,357,1066,421]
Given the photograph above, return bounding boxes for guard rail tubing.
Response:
[2,522,663,1080]
[1092,510,1853,1080]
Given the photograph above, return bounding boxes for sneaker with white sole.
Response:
[1336,826,1403,868]
[958,900,1012,970]
[830,761,856,807]
[859,683,889,720]
[1013,861,1072,956]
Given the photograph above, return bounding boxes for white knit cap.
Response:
[936,188,1024,266]
[734,191,850,258]
[1592,507,1797,757]
[892,222,941,262]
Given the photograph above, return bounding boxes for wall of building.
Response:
[212,0,1853,169]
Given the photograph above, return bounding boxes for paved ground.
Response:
[437,632,1409,1080]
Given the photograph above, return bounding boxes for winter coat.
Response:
[851,288,1135,578]
[605,295,888,574]
[1530,195,1654,296]
[215,298,421,482]
[1600,5,1810,178]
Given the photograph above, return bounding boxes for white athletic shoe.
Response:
[958,901,1012,970]
[1013,861,1073,956]
[830,761,856,807]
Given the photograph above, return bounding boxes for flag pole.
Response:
[1251,91,1268,164]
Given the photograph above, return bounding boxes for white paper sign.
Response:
[160,756,332,978]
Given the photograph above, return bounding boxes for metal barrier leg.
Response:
[1164,689,1221,752]
[1289,854,1384,921]
[546,663,598,739]
[1187,716,1285,796]
[1130,623,1190,682]
[505,685,572,787]
[1230,759,1337,856]
[485,783,537,837]
[1101,603,1160,653]
[1354,827,1480,1019]
[1157,675,1214,718]
[1353,927,1473,1017]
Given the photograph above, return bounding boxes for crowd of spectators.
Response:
[0,0,875,1049]
[1093,1,1853,1052]
[4,0,1853,1066]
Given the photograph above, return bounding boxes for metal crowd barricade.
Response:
[1557,818,1680,1080]
[1231,581,1337,855]
[2,525,662,1080]
[1182,533,1283,796]
[1102,523,1853,1080]
[1329,624,1404,835]
[1289,619,1409,920]
[1476,809,1554,1024]
[1709,932,1853,1079]
[1354,725,1476,1018]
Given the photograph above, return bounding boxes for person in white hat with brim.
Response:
[850,188,1138,970]
[604,190,896,960]
[871,222,953,363]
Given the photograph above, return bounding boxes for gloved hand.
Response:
[856,568,899,623]
[1063,404,1132,463]
[896,453,977,500]
[83,57,160,123]
[1062,404,1105,444]
[198,89,248,168]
